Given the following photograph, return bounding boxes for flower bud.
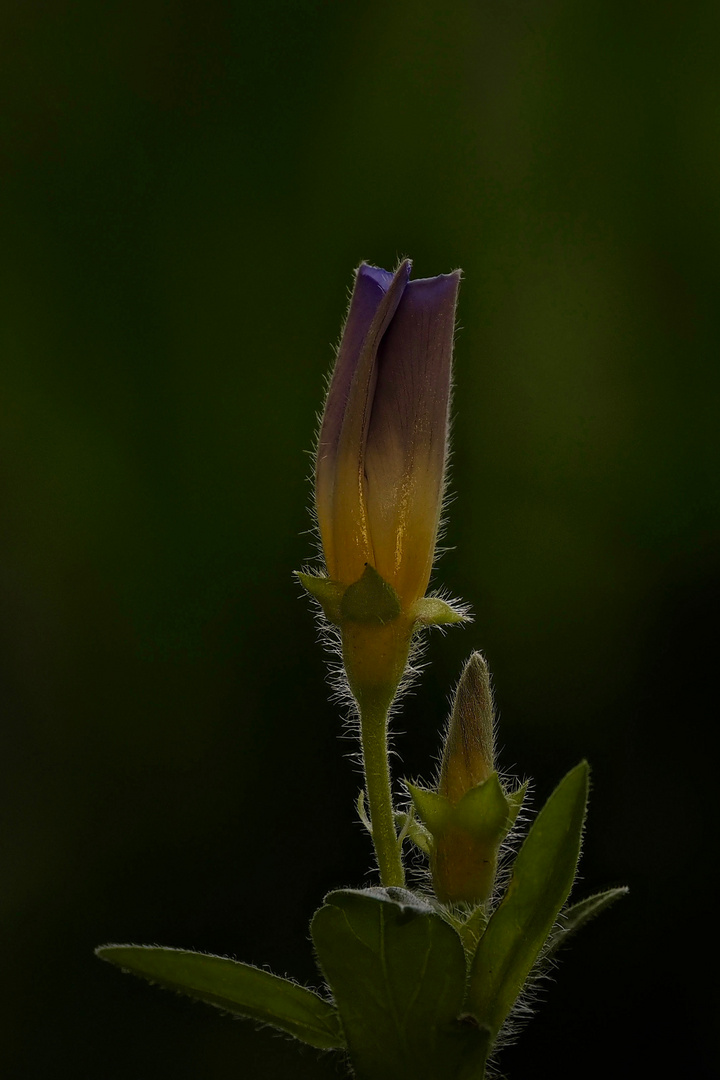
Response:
[439,653,495,804]
[315,259,460,614]
[408,654,525,905]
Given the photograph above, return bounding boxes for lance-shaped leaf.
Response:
[96,945,345,1050]
[312,888,491,1080]
[466,761,589,1037]
[544,886,628,962]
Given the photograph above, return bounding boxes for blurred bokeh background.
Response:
[2,1,717,1076]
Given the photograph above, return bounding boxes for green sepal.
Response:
[544,886,628,961]
[411,596,468,626]
[411,770,524,948]
[340,564,402,624]
[408,774,516,845]
[295,571,346,624]
[506,779,529,827]
[395,805,432,855]
[466,761,589,1038]
[96,945,345,1050]
[406,783,452,835]
[408,774,519,904]
[450,773,512,841]
[311,888,491,1080]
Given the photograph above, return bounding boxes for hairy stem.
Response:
[360,697,405,888]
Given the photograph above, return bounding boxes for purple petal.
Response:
[363,270,461,603]
[319,263,408,475]
[316,260,411,579]
[316,264,396,476]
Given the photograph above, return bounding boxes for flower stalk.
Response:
[341,600,415,886]
[357,686,407,888]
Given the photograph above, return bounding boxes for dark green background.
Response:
[2,2,717,1076]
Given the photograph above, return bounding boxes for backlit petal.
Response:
[363,271,460,605]
[316,260,410,581]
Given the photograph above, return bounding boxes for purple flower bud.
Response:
[316,259,460,611]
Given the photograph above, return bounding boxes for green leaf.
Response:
[544,886,628,961]
[96,945,345,1050]
[311,887,491,1080]
[467,761,589,1037]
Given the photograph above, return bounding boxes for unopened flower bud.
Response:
[302,259,465,708]
[315,259,459,613]
[408,654,524,905]
[439,652,495,804]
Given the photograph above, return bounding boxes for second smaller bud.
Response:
[439,651,496,801]
[408,653,525,905]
